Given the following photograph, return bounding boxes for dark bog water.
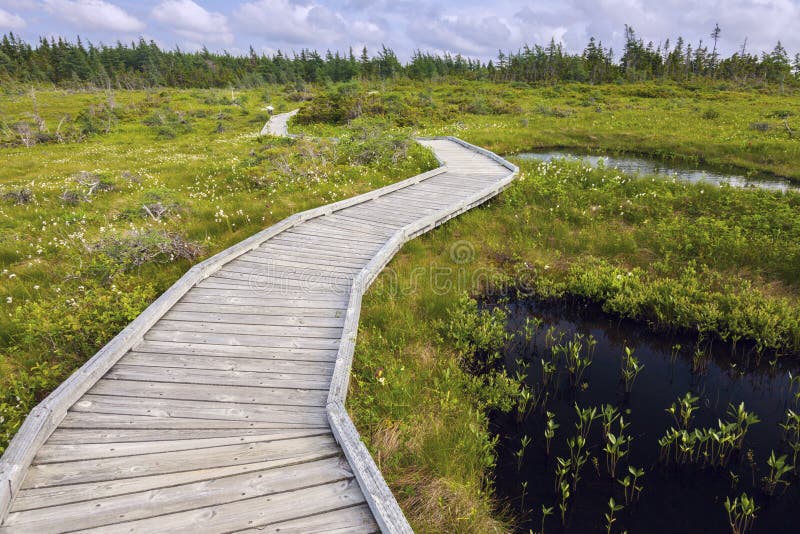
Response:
[517,151,799,193]
[490,298,800,533]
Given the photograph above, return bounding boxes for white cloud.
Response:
[407,14,514,55]
[0,8,25,30]
[233,0,383,47]
[42,0,144,32]
[152,0,232,44]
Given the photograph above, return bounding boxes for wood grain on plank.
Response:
[23,435,338,488]
[6,458,354,531]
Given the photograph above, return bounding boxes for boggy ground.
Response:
[1,80,799,532]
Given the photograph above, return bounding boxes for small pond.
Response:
[517,151,799,193]
[489,298,800,533]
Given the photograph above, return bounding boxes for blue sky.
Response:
[0,0,797,60]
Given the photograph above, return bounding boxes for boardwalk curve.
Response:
[0,111,518,532]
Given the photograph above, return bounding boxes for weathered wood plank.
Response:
[59,412,324,431]
[151,320,342,339]
[267,233,383,252]
[198,275,349,293]
[144,330,343,349]
[348,202,425,218]
[132,340,339,361]
[119,352,334,375]
[103,365,331,389]
[184,286,349,302]
[256,240,377,260]
[6,457,353,531]
[170,301,346,318]
[78,479,366,534]
[10,450,342,512]
[307,216,397,236]
[213,267,353,287]
[162,310,345,327]
[226,256,364,274]
[35,431,330,466]
[284,226,389,245]
[325,213,401,231]
[241,250,369,270]
[45,427,315,445]
[35,429,331,463]
[338,207,416,223]
[88,379,328,407]
[179,291,348,309]
[235,504,377,533]
[70,395,327,426]
[23,435,338,488]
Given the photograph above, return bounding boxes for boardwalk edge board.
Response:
[0,110,518,533]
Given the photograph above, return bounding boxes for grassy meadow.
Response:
[1,79,799,531]
[0,84,436,449]
[293,80,800,531]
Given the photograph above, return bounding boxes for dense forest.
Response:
[1,26,799,88]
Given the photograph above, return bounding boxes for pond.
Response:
[489,298,800,533]
[517,151,799,193]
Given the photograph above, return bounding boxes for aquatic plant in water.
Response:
[761,450,793,496]
[620,345,644,393]
[659,398,759,468]
[666,392,699,430]
[567,434,590,490]
[516,434,532,471]
[780,409,800,471]
[574,404,599,441]
[604,497,624,534]
[617,465,645,505]
[604,418,632,478]
[724,493,758,534]
[544,411,559,455]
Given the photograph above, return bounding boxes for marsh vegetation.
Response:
[491,298,800,533]
[2,76,799,532]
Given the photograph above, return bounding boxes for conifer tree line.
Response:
[1,25,798,88]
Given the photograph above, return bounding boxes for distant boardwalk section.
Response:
[0,111,518,532]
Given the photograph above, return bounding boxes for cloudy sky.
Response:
[0,0,797,60]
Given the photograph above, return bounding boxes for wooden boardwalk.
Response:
[0,113,518,533]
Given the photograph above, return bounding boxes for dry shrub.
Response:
[2,188,33,205]
[121,170,142,183]
[75,171,114,194]
[92,230,202,270]
[59,190,84,205]
[141,202,174,221]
